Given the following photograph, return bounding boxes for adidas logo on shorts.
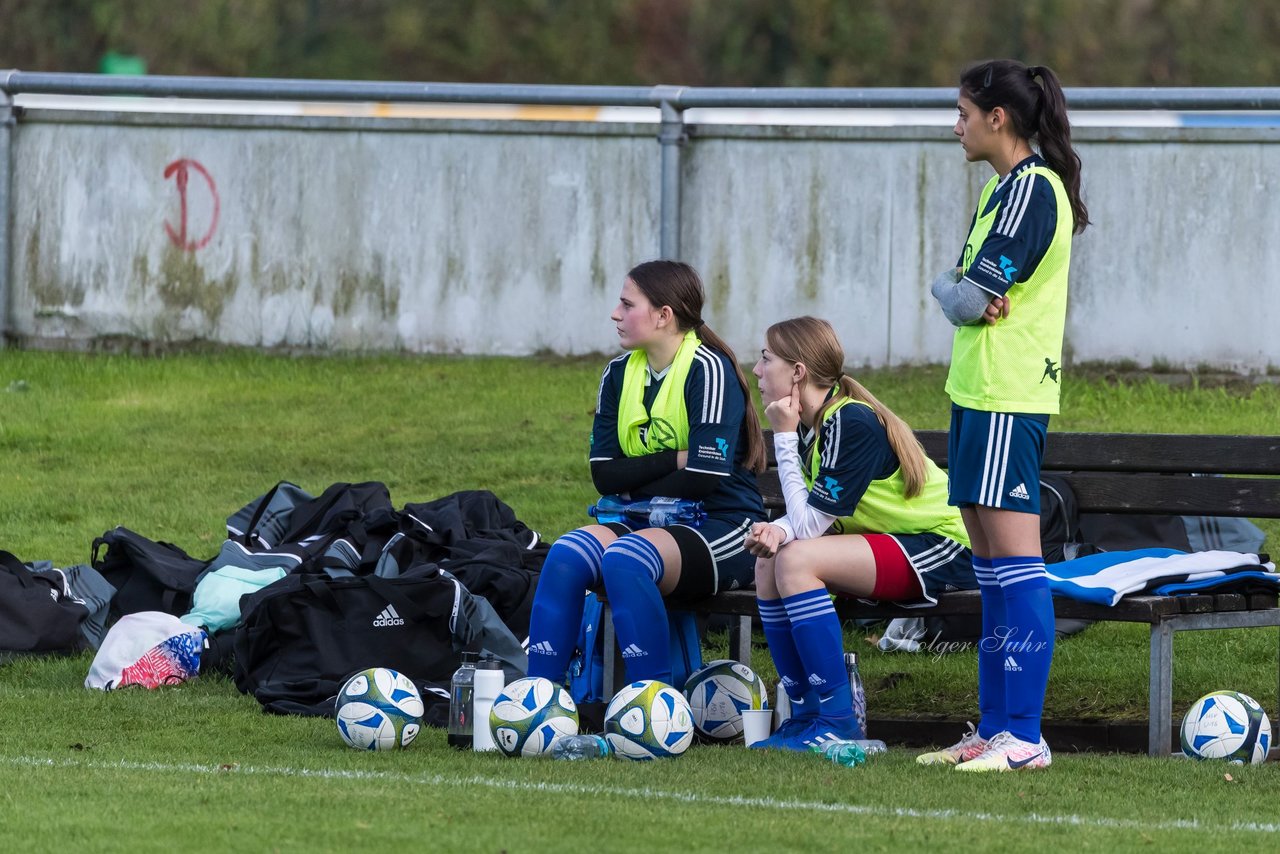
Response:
[807,673,827,687]
[1004,655,1022,672]
[372,605,405,627]
[1008,482,1030,500]
[528,641,556,655]
[621,643,646,658]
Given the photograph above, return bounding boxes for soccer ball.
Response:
[1180,690,1272,765]
[489,676,580,757]
[604,679,696,760]
[335,667,424,751]
[684,659,769,743]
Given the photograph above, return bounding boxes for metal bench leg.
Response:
[1149,621,1174,757]
[729,614,752,665]
[601,605,617,699]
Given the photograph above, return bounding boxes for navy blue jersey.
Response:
[797,402,898,517]
[957,154,1059,298]
[590,347,765,519]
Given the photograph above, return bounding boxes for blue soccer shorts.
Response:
[947,405,1049,514]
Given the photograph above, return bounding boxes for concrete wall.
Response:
[7,110,1280,370]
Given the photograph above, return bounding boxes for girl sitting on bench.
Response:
[746,316,974,751]
[526,260,766,688]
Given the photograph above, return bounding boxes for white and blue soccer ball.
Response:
[684,659,769,743]
[604,679,696,760]
[489,676,580,757]
[1180,690,1272,765]
[335,667,424,751]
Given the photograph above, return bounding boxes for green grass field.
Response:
[2,350,1279,851]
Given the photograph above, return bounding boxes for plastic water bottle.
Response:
[588,495,706,528]
[812,738,888,766]
[471,655,505,752]
[551,734,612,760]
[447,652,477,749]
[845,652,868,739]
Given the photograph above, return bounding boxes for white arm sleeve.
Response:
[773,431,838,544]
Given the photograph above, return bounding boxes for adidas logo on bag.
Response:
[621,643,646,658]
[1004,655,1022,672]
[528,641,557,655]
[372,605,405,627]
[1008,482,1030,500]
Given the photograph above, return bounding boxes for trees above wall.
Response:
[2,0,1278,86]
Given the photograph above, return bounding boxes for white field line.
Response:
[7,754,1279,835]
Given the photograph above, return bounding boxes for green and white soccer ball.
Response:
[604,679,696,760]
[335,667,424,751]
[1180,690,1272,765]
[489,676,580,757]
[683,659,769,743]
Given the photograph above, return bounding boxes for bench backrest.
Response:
[758,431,1280,519]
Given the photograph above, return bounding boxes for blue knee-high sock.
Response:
[526,529,604,682]
[600,536,671,684]
[974,557,1008,740]
[994,556,1055,743]
[757,598,818,720]
[782,588,853,721]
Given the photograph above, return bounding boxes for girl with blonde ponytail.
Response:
[745,316,974,751]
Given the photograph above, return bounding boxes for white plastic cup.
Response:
[773,684,792,730]
[472,666,505,752]
[742,709,773,747]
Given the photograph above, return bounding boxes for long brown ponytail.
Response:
[961,59,1090,234]
[765,316,929,498]
[627,260,767,473]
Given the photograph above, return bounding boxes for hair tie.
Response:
[1028,65,1041,80]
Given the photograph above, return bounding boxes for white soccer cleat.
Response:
[954,730,1052,772]
[916,722,988,766]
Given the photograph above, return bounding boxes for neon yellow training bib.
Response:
[616,330,698,457]
[946,165,1073,414]
[805,398,970,546]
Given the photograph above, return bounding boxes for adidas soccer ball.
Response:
[1180,690,1272,765]
[604,679,696,760]
[335,667,424,751]
[489,676,580,757]
[684,659,769,743]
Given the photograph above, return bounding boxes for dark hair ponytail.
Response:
[626,260,767,473]
[961,59,1090,234]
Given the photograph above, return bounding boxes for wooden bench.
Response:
[600,431,1280,756]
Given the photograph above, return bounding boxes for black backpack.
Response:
[91,528,210,620]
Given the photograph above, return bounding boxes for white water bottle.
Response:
[471,656,505,752]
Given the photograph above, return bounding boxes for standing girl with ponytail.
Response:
[526,260,766,689]
[746,316,974,751]
[921,59,1089,772]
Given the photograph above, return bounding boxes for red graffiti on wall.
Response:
[163,159,220,251]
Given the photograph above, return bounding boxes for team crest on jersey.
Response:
[641,417,679,450]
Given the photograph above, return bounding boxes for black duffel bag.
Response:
[232,566,464,719]
[0,550,90,655]
[91,527,210,620]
